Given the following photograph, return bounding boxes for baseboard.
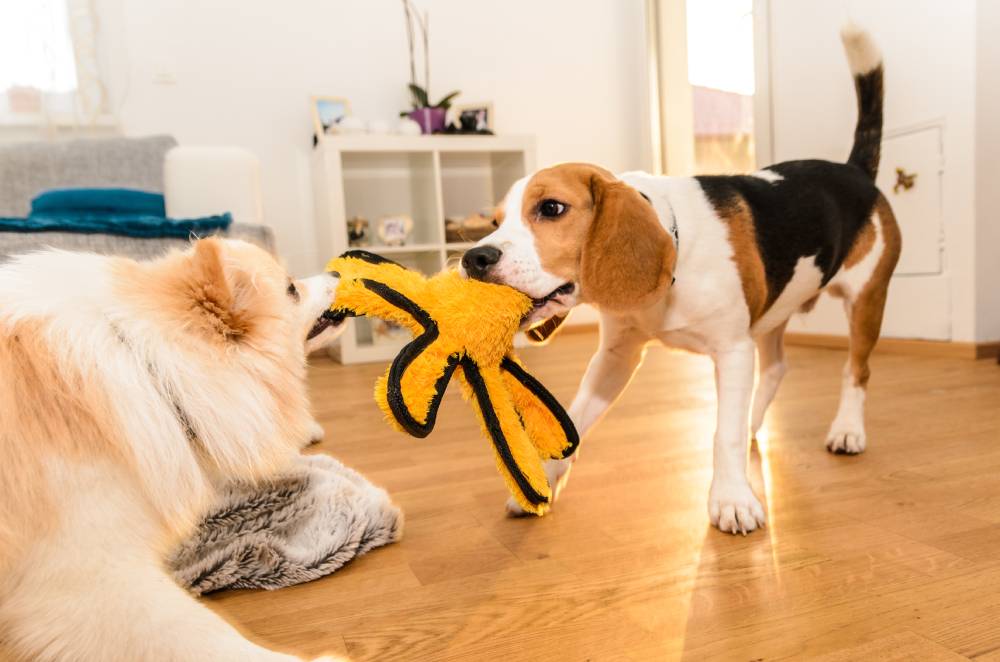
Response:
[785,333,1000,360]
[553,325,1000,360]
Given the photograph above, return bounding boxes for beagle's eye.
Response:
[537,199,567,219]
[286,281,300,302]
[491,217,499,228]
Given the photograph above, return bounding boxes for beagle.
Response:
[461,25,901,534]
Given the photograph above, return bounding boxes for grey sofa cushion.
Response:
[0,135,178,216]
[0,135,277,263]
[0,224,275,265]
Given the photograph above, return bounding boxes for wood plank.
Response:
[554,325,1000,358]
[812,631,970,661]
[205,330,1000,660]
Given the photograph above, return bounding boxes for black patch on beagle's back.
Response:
[696,159,880,306]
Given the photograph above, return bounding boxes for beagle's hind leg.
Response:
[825,287,885,455]
[825,196,901,455]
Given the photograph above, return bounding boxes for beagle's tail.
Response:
[841,23,883,180]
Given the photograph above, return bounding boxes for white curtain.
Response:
[67,0,105,120]
[0,0,105,123]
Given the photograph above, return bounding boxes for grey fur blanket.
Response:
[170,454,402,595]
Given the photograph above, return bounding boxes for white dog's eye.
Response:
[537,199,567,219]
[286,281,300,302]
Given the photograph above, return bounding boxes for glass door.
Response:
[647,0,766,175]
[686,0,757,174]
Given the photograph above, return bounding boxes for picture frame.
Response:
[451,102,494,133]
[376,214,414,247]
[311,96,351,136]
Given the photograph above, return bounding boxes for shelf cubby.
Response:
[313,134,536,363]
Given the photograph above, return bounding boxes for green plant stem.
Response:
[402,0,416,86]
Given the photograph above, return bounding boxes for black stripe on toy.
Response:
[338,249,405,268]
[327,308,356,323]
[462,359,549,507]
[500,356,579,459]
[359,279,453,437]
[360,279,434,329]
[387,338,458,438]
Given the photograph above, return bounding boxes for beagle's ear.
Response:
[579,177,675,311]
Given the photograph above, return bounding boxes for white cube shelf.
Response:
[312,134,536,364]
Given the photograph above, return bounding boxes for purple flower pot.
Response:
[408,107,447,134]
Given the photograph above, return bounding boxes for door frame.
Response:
[752,0,774,166]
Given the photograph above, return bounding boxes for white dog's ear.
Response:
[579,177,675,311]
[186,238,249,341]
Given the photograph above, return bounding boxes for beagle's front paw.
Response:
[708,480,766,535]
[503,456,575,517]
[825,427,866,454]
[505,497,533,517]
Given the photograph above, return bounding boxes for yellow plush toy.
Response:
[325,250,578,515]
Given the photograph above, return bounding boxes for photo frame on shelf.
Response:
[311,96,351,137]
[376,214,414,246]
[450,103,494,133]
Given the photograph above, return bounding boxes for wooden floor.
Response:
[208,330,1000,661]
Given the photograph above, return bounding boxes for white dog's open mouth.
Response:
[532,282,575,309]
[307,310,344,340]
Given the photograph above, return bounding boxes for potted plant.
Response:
[401,0,459,134]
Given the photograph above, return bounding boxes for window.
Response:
[0,1,79,94]
[686,0,757,174]
[0,0,102,120]
[646,0,764,176]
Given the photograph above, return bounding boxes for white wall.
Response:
[975,1,1000,342]
[767,0,984,342]
[96,0,650,276]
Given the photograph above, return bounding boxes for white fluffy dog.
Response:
[0,238,344,661]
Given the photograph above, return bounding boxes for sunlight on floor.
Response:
[752,424,781,577]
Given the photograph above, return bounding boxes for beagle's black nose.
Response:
[462,245,502,281]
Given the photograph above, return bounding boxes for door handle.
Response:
[893,167,917,194]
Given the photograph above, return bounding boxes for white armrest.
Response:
[163,146,263,225]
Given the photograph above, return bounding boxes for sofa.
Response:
[0,135,274,262]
